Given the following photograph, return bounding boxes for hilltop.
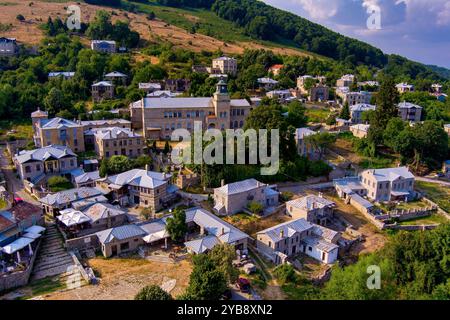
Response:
[0,0,319,58]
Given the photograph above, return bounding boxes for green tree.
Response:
[107,155,134,174]
[305,132,336,160]
[163,140,170,155]
[339,102,350,120]
[286,100,307,128]
[368,75,400,145]
[44,88,68,116]
[248,201,264,214]
[208,244,239,283]
[184,254,228,300]
[166,208,187,243]
[135,285,173,300]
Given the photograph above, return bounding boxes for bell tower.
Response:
[212,80,231,130]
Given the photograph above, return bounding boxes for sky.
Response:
[262,0,450,69]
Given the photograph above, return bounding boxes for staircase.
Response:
[30,224,80,282]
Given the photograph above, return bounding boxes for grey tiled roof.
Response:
[185,235,220,254]
[257,218,314,243]
[15,145,76,164]
[94,127,141,140]
[350,103,376,112]
[363,166,415,182]
[41,117,81,129]
[287,195,335,211]
[96,224,146,244]
[40,187,104,206]
[105,169,171,189]
[143,97,212,109]
[215,178,266,196]
[398,101,422,109]
[74,171,100,184]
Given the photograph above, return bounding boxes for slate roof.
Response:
[75,171,100,184]
[83,203,125,223]
[94,127,141,140]
[40,187,104,206]
[96,224,146,244]
[105,71,127,78]
[142,97,211,108]
[15,145,76,164]
[287,195,335,211]
[350,103,376,112]
[48,72,75,78]
[363,167,415,182]
[257,218,313,243]
[230,99,251,107]
[105,169,171,189]
[31,108,48,117]
[350,124,370,132]
[258,77,278,85]
[215,178,265,196]
[295,128,317,140]
[398,101,423,109]
[92,81,113,87]
[40,117,81,129]
[81,119,130,127]
[185,235,220,254]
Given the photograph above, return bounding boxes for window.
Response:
[25,166,31,173]
[74,139,78,146]
[106,151,110,157]
[36,165,41,171]
[61,161,65,168]
[70,160,74,167]
[308,246,312,252]
[120,242,130,251]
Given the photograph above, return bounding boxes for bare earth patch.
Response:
[1,0,312,57]
[42,257,192,300]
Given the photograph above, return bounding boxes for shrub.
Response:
[134,285,173,300]
[274,264,298,285]
[47,176,73,192]
[16,14,25,21]
[247,201,264,214]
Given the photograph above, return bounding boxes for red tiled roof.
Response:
[269,64,284,70]
[0,215,14,231]
[9,201,42,221]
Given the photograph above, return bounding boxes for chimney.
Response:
[280,229,284,239]
[319,192,323,198]
[145,164,149,171]
[74,192,79,200]
[221,179,225,187]
[221,227,225,236]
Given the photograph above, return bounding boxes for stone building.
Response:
[93,127,144,159]
[91,40,116,53]
[32,110,85,152]
[0,37,18,57]
[398,101,422,122]
[130,81,252,140]
[14,145,78,183]
[212,56,238,76]
[92,81,115,102]
[286,195,336,226]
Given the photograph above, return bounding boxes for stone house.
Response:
[212,56,237,76]
[286,195,336,226]
[32,110,85,152]
[104,71,127,85]
[295,128,319,159]
[93,127,143,159]
[213,179,279,216]
[164,79,191,93]
[14,145,78,183]
[91,40,116,53]
[398,101,422,123]
[0,37,18,57]
[350,104,376,124]
[396,83,414,94]
[96,169,176,214]
[350,124,370,138]
[82,119,132,147]
[92,81,115,102]
[336,74,355,87]
[256,218,340,265]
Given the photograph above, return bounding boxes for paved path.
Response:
[277,181,334,194]
[416,177,450,187]
[0,147,39,205]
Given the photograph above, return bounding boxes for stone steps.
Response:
[30,224,80,282]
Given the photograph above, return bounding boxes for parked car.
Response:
[221,289,232,300]
[237,277,250,293]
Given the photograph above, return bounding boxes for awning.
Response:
[57,210,91,227]
[142,230,170,243]
[1,237,34,254]
[25,225,46,234]
[23,232,42,240]
[391,191,410,196]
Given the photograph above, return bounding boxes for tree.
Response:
[274,264,297,284]
[286,100,307,128]
[248,201,264,215]
[107,155,134,174]
[47,176,73,192]
[135,285,173,300]
[163,140,170,155]
[166,208,187,243]
[44,88,68,116]
[383,117,406,150]
[99,158,109,177]
[140,207,153,221]
[339,102,350,120]
[134,155,152,169]
[305,132,336,160]
[184,254,228,300]
[16,14,25,21]
[368,75,400,145]
[208,244,239,283]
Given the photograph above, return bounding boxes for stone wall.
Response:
[0,240,41,293]
[66,234,100,252]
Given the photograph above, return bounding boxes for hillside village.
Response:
[0,0,450,301]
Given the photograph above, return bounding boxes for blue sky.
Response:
[262,0,450,69]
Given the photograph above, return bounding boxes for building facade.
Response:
[92,81,115,102]
[213,179,279,216]
[286,195,336,226]
[94,127,143,159]
[14,145,78,183]
[295,128,319,159]
[91,40,116,53]
[398,102,423,122]
[0,37,18,57]
[130,81,253,140]
[212,57,238,76]
[32,110,85,152]
[350,104,376,124]
[256,218,340,265]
